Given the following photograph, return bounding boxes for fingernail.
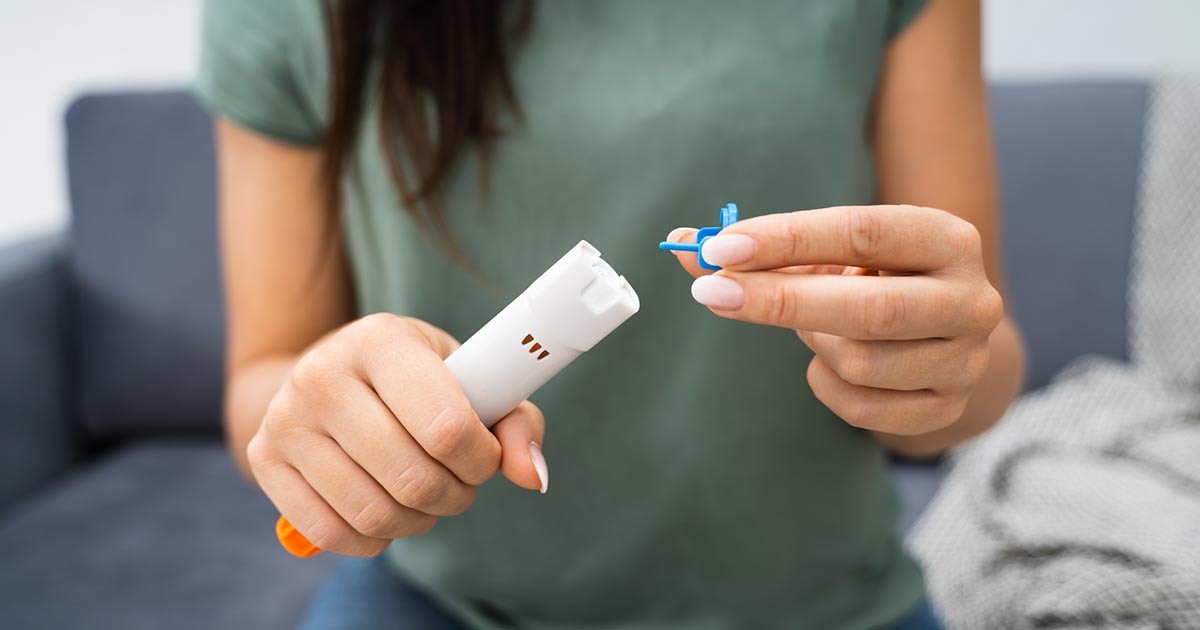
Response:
[691,275,744,310]
[700,234,755,266]
[665,227,693,243]
[529,442,549,494]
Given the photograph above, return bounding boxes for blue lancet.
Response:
[659,203,740,270]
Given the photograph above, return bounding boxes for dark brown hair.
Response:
[320,0,532,261]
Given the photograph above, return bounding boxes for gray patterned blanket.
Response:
[910,79,1200,630]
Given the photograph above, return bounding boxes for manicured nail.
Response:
[529,442,549,494]
[691,275,744,310]
[665,227,694,243]
[700,234,755,266]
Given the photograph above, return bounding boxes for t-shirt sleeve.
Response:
[194,0,323,145]
[885,0,931,41]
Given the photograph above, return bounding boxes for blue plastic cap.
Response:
[720,203,738,228]
[659,203,740,270]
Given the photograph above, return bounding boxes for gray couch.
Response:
[0,82,1146,629]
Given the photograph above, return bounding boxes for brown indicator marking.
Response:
[521,334,534,345]
[529,342,542,353]
[537,350,550,361]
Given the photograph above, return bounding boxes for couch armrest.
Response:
[0,234,77,514]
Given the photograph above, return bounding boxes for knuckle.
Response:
[423,404,478,462]
[356,312,403,337]
[952,216,983,252]
[260,397,324,451]
[260,400,294,436]
[929,393,968,429]
[305,519,353,553]
[764,280,798,326]
[837,343,878,386]
[973,286,1005,330]
[245,434,274,471]
[357,312,423,347]
[289,354,339,397]
[349,498,402,538]
[840,399,879,430]
[845,207,886,265]
[460,450,500,486]
[805,358,824,391]
[392,463,450,511]
[783,213,810,262]
[354,313,409,360]
[860,287,907,338]
[443,485,478,516]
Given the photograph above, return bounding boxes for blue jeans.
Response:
[301,557,942,630]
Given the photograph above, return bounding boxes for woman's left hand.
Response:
[666,205,1004,437]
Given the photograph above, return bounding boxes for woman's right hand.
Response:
[247,313,548,557]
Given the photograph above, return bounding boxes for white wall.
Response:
[0,0,201,246]
[1,0,1198,246]
[984,0,1200,79]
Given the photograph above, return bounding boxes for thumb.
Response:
[491,401,548,493]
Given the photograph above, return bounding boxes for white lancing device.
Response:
[443,241,640,427]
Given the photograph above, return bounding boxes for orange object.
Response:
[276,516,323,558]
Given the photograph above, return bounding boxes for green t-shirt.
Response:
[198,1,930,627]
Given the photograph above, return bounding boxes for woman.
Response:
[198,0,1024,628]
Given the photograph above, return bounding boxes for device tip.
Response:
[276,516,323,558]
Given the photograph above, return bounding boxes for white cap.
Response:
[525,240,640,351]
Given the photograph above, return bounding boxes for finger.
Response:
[248,437,391,557]
[806,356,965,435]
[704,205,978,272]
[662,227,711,278]
[277,428,438,540]
[764,264,850,276]
[491,401,548,493]
[798,331,988,393]
[325,379,480,516]
[353,315,502,485]
[693,272,970,340]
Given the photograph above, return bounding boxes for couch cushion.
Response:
[991,81,1148,390]
[66,92,224,439]
[0,441,338,630]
